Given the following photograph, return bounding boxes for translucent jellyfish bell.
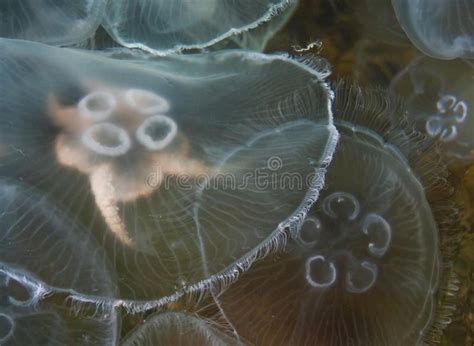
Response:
[391,0,474,59]
[215,87,440,345]
[0,38,338,308]
[0,180,117,345]
[122,312,236,345]
[0,0,105,45]
[0,267,118,345]
[0,180,116,299]
[102,0,296,54]
[390,56,474,160]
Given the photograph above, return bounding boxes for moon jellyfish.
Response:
[102,0,297,54]
[391,0,474,59]
[0,266,118,345]
[211,0,298,52]
[390,56,474,160]
[0,180,116,298]
[0,179,118,344]
[215,86,440,345]
[122,312,236,345]
[0,38,338,308]
[0,0,105,46]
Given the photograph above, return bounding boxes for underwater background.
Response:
[0,0,473,345]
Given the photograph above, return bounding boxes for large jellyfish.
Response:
[122,312,236,345]
[391,0,474,59]
[102,0,297,54]
[0,0,105,46]
[390,56,474,161]
[0,181,118,345]
[0,38,338,309]
[213,86,441,345]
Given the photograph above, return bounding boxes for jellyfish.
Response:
[0,0,105,46]
[0,179,117,298]
[213,86,443,345]
[102,0,297,54]
[391,0,474,59]
[0,38,338,308]
[122,312,237,345]
[210,0,298,52]
[0,266,118,345]
[0,180,118,345]
[0,179,118,344]
[390,56,474,161]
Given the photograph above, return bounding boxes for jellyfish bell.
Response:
[390,56,474,161]
[0,266,118,345]
[0,38,338,308]
[102,0,297,54]
[0,180,116,299]
[0,180,118,344]
[391,0,474,59]
[213,85,456,345]
[0,0,105,46]
[122,312,237,346]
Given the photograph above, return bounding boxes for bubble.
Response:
[102,0,296,54]
[391,0,474,59]
[390,56,474,160]
[122,312,235,346]
[214,86,440,345]
[0,0,105,45]
[0,38,338,307]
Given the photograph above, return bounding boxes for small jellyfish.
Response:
[390,56,474,160]
[0,0,105,46]
[0,38,338,307]
[102,0,297,54]
[391,0,474,59]
[122,312,236,346]
[214,86,441,345]
[210,0,298,52]
[0,267,118,345]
